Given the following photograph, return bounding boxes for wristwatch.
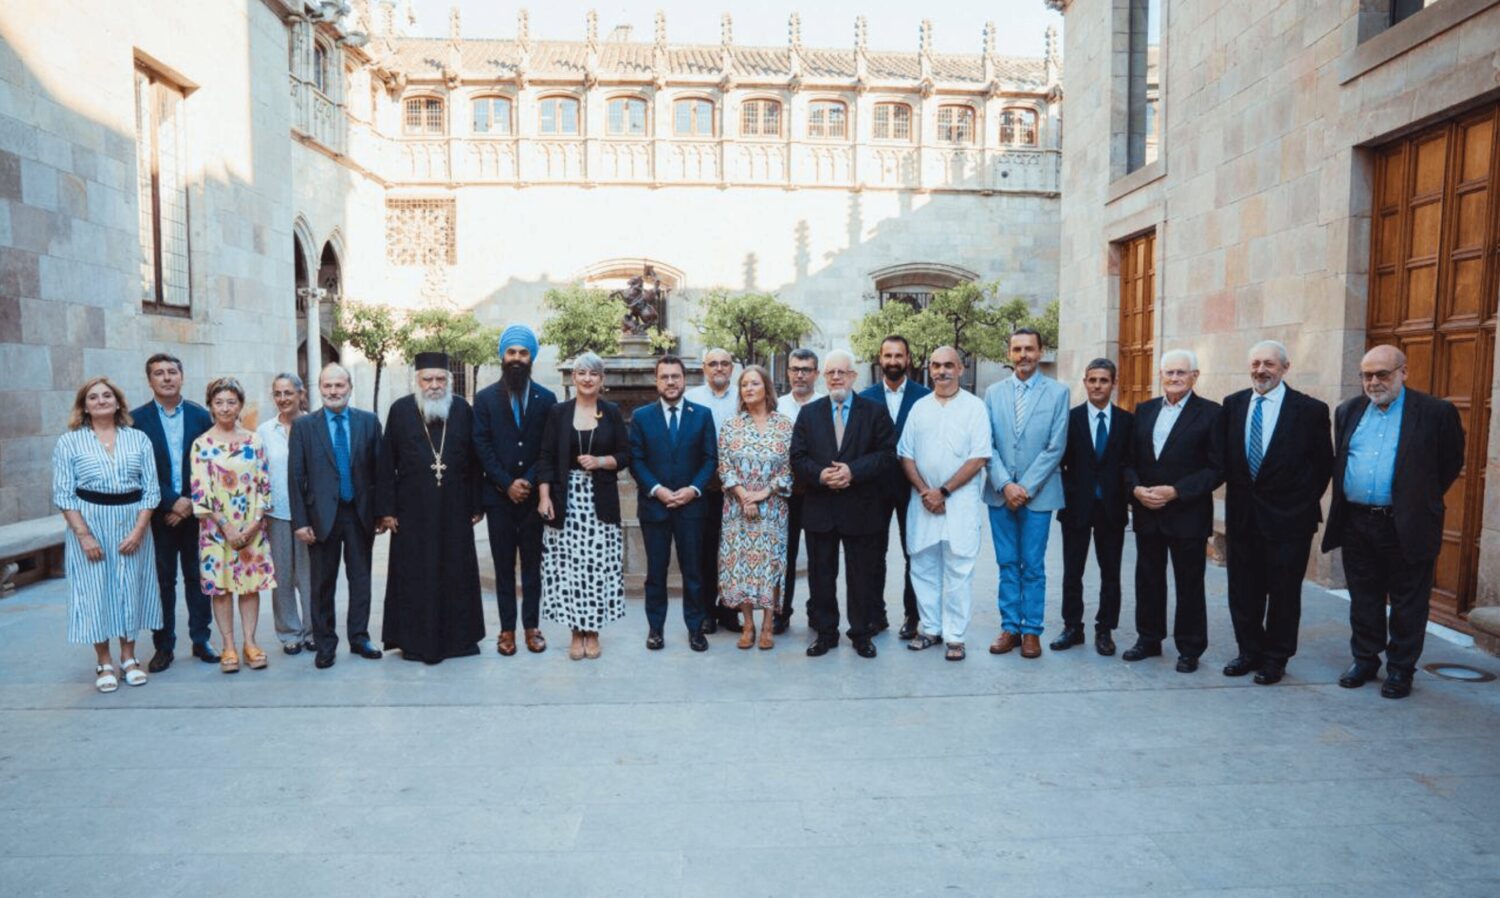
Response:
[938,486,951,498]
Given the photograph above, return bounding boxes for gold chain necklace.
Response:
[417,404,449,486]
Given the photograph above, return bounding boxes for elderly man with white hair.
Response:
[1121,349,1224,673]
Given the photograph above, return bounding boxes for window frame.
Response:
[537,95,582,136]
[999,107,1040,146]
[739,98,783,139]
[312,40,330,96]
[470,95,514,136]
[672,97,716,137]
[134,63,192,316]
[402,95,446,137]
[872,101,913,142]
[935,104,977,145]
[806,99,849,140]
[605,95,649,137]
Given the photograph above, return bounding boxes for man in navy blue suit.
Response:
[132,352,217,673]
[473,324,557,656]
[630,355,719,652]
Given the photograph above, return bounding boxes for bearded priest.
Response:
[375,352,485,663]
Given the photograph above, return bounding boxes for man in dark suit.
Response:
[1053,358,1133,656]
[288,363,385,669]
[473,324,557,656]
[630,355,720,651]
[1122,349,1224,672]
[858,334,930,639]
[791,349,896,658]
[1221,340,1333,684]
[1322,344,1465,699]
[133,352,218,673]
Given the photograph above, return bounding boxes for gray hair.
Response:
[1249,339,1289,366]
[788,347,819,367]
[1160,349,1199,372]
[573,351,606,375]
[272,372,304,392]
[702,346,732,363]
[824,348,855,372]
[320,362,352,384]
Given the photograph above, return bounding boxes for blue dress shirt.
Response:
[155,400,185,494]
[1342,387,1405,506]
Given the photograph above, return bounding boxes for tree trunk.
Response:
[372,361,383,412]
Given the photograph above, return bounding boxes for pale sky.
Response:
[405,1,1063,59]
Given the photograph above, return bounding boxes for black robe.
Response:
[376,394,484,662]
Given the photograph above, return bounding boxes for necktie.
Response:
[1013,380,1028,436]
[333,412,354,503]
[1247,395,1266,479]
[1094,410,1108,499]
[833,402,846,448]
[512,394,523,428]
[667,404,679,444]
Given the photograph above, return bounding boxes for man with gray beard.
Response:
[374,353,485,663]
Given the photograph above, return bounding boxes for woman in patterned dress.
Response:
[190,377,276,673]
[535,353,630,661]
[52,377,162,692]
[718,365,794,650]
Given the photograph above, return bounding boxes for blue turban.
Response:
[499,323,539,361]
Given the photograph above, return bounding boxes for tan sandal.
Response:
[220,646,240,674]
[758,614,774,650]
[243,643,267,670]
[584,632,601,659]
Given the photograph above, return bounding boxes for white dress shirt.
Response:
[882,378,908,424]
[254,417,293,521]
[896,390,992,557]
[776,391,823,421]
[1088,401,1112,440]
[1244,381,1286,459]
[1152,392,1191,458]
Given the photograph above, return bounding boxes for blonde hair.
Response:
[736,365,776,417]
[69,377,133,430]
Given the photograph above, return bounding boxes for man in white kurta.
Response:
[896,347,993,657]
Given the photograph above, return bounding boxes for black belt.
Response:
[1348,502,1395,517]
[76,487,143,506]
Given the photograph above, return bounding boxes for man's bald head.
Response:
[1359,344,1408,407]
[928,345,964,397]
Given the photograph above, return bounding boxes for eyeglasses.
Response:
[1360,369,1399,382]
[824,369,854,378]
[1161,369,1192,378]
[706,361,733,369]
[789,366,817,375]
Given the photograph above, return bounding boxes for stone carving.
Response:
[612,266,668,335]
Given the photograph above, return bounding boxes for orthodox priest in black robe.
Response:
[376,352,485,663]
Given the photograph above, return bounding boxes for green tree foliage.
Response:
[693,289,814,366]
[332,301,414,410]
[851,283,1062,368]
[539,284,625,361]
[402,308,500,368]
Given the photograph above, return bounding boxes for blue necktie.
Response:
[1247,396,1265,479]
[667,404,679,444]
[512,394,523,428]
[333,412,354,502]
[1093,410,1108,499]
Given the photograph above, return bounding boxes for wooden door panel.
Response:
[1118,231,1155,412]
[1413,132,1449,196]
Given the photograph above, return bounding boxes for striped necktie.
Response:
[1013,379,1028,435]
[1247,395,1266,479]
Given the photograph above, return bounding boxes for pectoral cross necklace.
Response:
[418,407,449,486]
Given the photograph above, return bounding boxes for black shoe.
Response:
[898,616,919,640]
[646,630,664,651]
[1222,655,1262,677]
[191,642,220,664]
[147,649,174,673]
[1049,626,1085,651]
[806,636,837,657]
[1122,642,1162,662]
[1380,669,1413,699]
[1176,656,1199,673]
[282,642,303,656]
[1095,630,1116,656]
[853,639,877,659]
[772,617,790,636]
[1338,659,1381,688]
[689,632,708,652]
[301,638,318,653]
[702,617,719,635]
[350,640,384,660]
[1253,662,1286,685]
[314,650,335,669]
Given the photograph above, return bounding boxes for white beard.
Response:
[417,390,452,423]
[827,386,849,403]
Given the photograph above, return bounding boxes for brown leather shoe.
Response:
[524,629,546,653]
[989,631,1021,654]
[496,631,517,656]
[1021,634,1042,658]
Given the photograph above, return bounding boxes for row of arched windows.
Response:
[401,95,1041,145]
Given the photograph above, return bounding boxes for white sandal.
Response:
[94,663,119,693]
[120,658,147,687]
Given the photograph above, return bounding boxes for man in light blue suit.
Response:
[983,328,1070,658]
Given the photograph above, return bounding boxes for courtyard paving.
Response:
[2,522,1499,897]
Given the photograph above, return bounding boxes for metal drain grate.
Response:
[1421,663,1496,682]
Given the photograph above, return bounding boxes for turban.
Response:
[499,323,539,361]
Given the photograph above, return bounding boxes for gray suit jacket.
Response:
[982,371,1070,511]
[287,406,382,540]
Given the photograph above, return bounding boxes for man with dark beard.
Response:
[474,324,557,655]
[375,354,485,663]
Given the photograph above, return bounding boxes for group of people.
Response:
[53,323,1463,701]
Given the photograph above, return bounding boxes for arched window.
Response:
[606,97,648,136]
[403,96,445,136]
[1000,107,1039,146]
[472,96,513,135]
[312,41,329,94]
[740,99,781,138]
[807,100,847,139]
[936,105,975,144]
[873,102,912,141]
[673,98,714,136]
[538,96,581,135]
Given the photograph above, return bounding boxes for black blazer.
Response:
[535,399,630,528]
[1222,385,1332,540]
[858,378,932,505]
[1321,387,1465,563]
[1057,402,1134,529]
[1123,393,1224,540]
[130,399,212,518]
[790,394,896,536]
[472,379,557,509]
[286,406,383,540]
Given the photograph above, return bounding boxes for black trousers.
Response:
[642,511,705,635]
[699,491,737,625]
[486,502,543,631]
[777,492,805,623]
[1340,510,1435,675]
[1133,530,1208,659]
[1225,525,1313,663]
[309,501,374,652]
[873,496,918,624]
[1060,502,1124,632]
[150,515,212,651]
[805,530,883,641]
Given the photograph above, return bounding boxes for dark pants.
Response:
[873,496,918,625]
[642,512,705,635]
[487,502,543,631]
[309,501,374,652]
[1226,525,1313,663]
[700,491,736,626]
[1060,502,1124,632]
[1340,511,1435,676]
[150,515,212,652]
[1133,529,1208,659]
[777,493,804,623]
[806,530,883,641]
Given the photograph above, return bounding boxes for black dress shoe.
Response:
[191,642,221,664]
[702,617,719,635]
[314,650,335,669]
[1338,660,1381,688]
[1222,655,1262,677]
[1095,630,1116,656]
[301,638,318,653]
[1049,626,1085,651]
[1380,669,1413,699]
[806,636,837,657]
[898,616,919,641]
[646,630,665,651]
[282,642,303,656]
[1121,642,1162,662]
[147,649,174,673]
[1253,662,1286,685]
[1176,656,1199,673]
[689,632,708,652]
[772,617,790,636]
[853,639,877,659]
[350,640,384,660]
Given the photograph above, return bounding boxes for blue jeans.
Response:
[989,505,1052,635]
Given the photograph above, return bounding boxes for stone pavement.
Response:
[2,522,1499,897]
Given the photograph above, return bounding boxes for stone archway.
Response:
[576,258,685,334]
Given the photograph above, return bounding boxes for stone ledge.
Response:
[1338,0,1500,85]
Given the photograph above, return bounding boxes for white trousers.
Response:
[909,541,976,644]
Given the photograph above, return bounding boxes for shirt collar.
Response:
[661,397,681,415]
[883,378,906,395]
[1374,386,1406,415]
[324,406,347,421]
[155,399,181,418]
[1088,401,1110,418]
[1254,382,1287,404]
[1163,391,1192,409]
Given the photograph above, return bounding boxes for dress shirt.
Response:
[254,417,293,520]
[1245,381,1286,459]
[684,384,736,432]
[776,391,822,421]
[1151,392,1191,458]
[1088,401,1112,439]
[155,399,185,494]
[882,378,908,424]
[323,406,349,443]
[1343,387,1405,506]
[896,390,992,557]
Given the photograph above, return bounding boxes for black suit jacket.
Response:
[790,394,896,536]
[535,399,631,527]
[1123,393,1225,540]
[130,399,212,518]
[1222,385,1333,541]
[858,378,931,505]
[472,379,557,509]
[286,406,382,540]
[1058,402,1134,529]
[1321,387,1465,563]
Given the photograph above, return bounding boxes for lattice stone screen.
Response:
[385,198,457,266]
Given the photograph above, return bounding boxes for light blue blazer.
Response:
[982,371,1070,512]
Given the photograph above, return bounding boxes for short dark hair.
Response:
[788,347,819,368]
[879,334,911,356]
[654,354,685,375]
[1084,358,1117,380]
[1009,327,1044,350]
[145,353,183,376]
[204,377,245,407]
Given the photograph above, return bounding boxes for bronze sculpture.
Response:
[613,265,667,335]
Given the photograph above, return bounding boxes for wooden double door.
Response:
[1369,101,1500,628]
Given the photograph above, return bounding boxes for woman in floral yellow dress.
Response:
[191,377,276,673]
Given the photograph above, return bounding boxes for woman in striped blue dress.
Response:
[51,376,162,692]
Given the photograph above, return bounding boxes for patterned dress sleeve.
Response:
[770,416,794,497]
[717,417,741,491]
[51,435,81,512]
[250,436,272,524]
[190,436,214,519]
[136,433,161,512]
